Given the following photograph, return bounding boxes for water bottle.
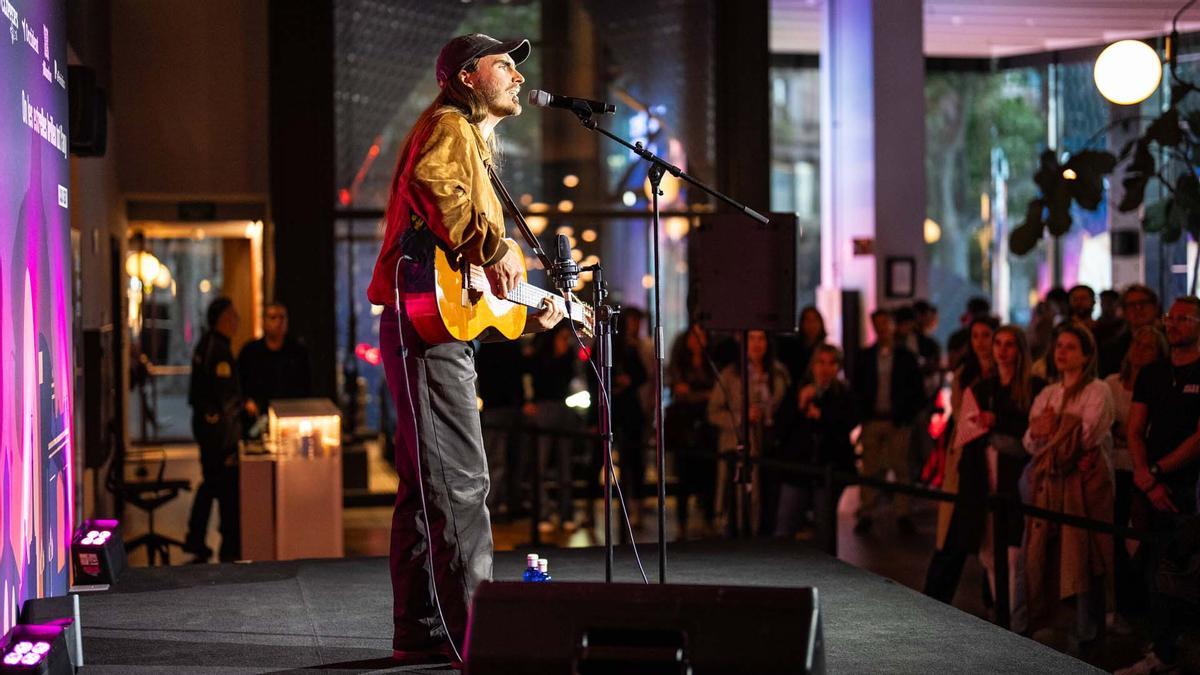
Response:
[522,553,540,582]
[536,558,551,582]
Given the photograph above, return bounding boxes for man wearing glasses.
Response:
[1118,296,1200,675]
[1099,284,1160,378]
[1128,295,1200,517]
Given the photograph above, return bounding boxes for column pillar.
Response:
[1109,103,1143,290]
[819,0,926,346]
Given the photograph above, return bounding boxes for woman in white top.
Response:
[1102,324,1167,625]
[1024,321,1115,646]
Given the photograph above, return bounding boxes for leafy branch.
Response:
[1009,90,1200,266]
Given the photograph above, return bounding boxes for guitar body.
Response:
[403,235,528,345]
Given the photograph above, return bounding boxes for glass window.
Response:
[769,64,821,311]
[925,67,1049,340]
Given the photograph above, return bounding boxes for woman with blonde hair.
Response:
[925,325,1044,632]
[1023,321,1115,649]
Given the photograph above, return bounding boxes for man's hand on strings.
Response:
[486,246,523,299]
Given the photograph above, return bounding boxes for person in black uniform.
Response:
[183,297,243,562]
[237,302,312,426]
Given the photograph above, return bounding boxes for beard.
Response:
[481,81,522,118]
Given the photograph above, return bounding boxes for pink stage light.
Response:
[20,652,41,665]
[2,653,20,665]
[12,642,31,654]
[30,642,49,655]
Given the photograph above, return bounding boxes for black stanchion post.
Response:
[823,463,838,557]
[991,494,1010,630]
[530,427,542,547]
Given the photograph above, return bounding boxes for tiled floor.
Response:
[111,441,1197,673]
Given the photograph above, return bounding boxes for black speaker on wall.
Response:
[689,213,801,332]
[464,581,825,674]
[68,65,107,157]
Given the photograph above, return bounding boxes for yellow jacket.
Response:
[369,109,509,306]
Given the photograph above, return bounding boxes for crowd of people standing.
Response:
[472,283,1199,672]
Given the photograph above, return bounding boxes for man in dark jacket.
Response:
[183,297,243,562]
[852,309,924,535]
[237,302,311,425]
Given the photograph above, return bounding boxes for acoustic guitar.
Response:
[401,234,594,345]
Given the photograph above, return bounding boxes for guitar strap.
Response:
[486,164,556,274]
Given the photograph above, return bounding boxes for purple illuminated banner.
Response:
[0,0,74,635]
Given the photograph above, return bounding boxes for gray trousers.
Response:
[380,307,493,651]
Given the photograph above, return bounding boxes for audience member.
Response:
[1100,284,1160,378]
[475,338,527,517]
[1117,296,1200,673]
[526,323,583,530]
[666,324,717,537]
[774,344,859,542]
[1129,297,1200,520]
[1024,322,1114,650]
[852,309,925,535]
[777,306,827,388]
[897,304,943,479]
[914,299,940,341]
[925,326,1043,633]
[708,330,790,535]
[1094,289,1125,347]
[947,297,992,371]
[935,317,997,572]
[610,308,650,526]
[1067,284,1097,331]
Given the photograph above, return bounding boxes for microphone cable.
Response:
[564,292,649,584]
[392,255,464,664]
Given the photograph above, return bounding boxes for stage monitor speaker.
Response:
[68,65,107,157]
[464,581,824,674]
[689,213,800,332]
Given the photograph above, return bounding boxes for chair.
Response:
[112,448,191,566]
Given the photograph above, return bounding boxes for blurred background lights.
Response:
[923,217,942,244]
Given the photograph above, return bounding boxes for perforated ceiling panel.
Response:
[583,0,715,196]
[334,1,469,208]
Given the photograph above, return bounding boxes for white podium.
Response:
[240,398,344,561]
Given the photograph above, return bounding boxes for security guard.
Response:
[183,296,243,562]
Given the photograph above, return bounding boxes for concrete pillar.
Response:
[819,0,926,347]
[1109,103,1143,290]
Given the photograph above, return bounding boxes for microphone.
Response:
[549,234,580,292]
[528,89,615,115]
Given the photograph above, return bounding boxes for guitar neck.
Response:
[506,282,589,324]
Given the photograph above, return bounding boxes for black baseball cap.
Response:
[436,33,530,87]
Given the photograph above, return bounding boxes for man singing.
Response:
[367,33,564,665]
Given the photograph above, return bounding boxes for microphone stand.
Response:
[571,103,768,583]
[585,263,618,582]
[490,166,622,583]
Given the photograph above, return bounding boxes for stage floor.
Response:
[76,540,1099,673]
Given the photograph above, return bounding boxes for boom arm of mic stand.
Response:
[574,113,769,224]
